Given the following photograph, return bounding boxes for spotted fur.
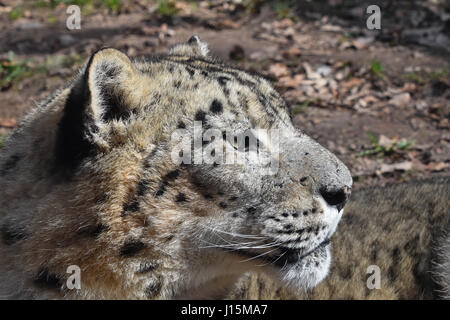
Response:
[0,36,353,299]
[229,177,450,300]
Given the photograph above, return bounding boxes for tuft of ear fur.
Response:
[86,48,137,123]
[169,35,209,58]
[54,48,137,176]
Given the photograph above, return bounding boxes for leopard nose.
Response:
[319,186,351,211]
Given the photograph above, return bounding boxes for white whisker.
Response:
[255,250,287,267]
[239,247,279,263]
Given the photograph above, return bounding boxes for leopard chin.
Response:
[276,241,332,291]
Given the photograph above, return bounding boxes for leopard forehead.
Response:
[125,53,293,138]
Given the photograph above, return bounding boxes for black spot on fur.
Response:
[166,169,180,180]
[173,80,181,88]
[371,249,378,261]
[388,266,397,282]
[144,279,162,298]
[219,202,228,208]
[137,261,159,274]
[203,193,213,199]
[1,154,22,176]
[155,170,180,197]
[229,196,238,201]
[176,193,187,202]
[177,121,186,129]
[210,99,223,114]
[388,247,401,281]
[1,224,27,245]
[123,200,140,212]
[403,236,419,255]
[33,268,62,289]
[185,67,195,78]
[247,207,256,214]
[276,229,295,235]
[120,240,146,257]
[137,180,150,197]
[217,76,230,86]
[195,110,206,122]
[76,224,107,238]
[201,71,208,77]
[155,185,167,197]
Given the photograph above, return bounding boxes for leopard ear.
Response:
[85,48,137,123]
[54,48,138,175]
[169,35,209,58]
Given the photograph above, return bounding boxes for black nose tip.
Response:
[320,186,351,211]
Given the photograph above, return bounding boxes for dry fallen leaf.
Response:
[341,77,363,90]
[303,63,321,80]
[0,118,17,128]
[278,74,304,89]
[379,161,413,174]
[282,47,302,59]
[426,162,450,172]
[352,37,375,49]
[388,93,411,108]
[268,63,290,78]
[378,135,394,148]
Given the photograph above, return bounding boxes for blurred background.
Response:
[0,0,449,190]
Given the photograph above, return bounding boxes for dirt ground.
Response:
[0,0,449,190]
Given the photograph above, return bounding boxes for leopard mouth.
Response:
[273,238,331,268]
[226,237,331,268]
